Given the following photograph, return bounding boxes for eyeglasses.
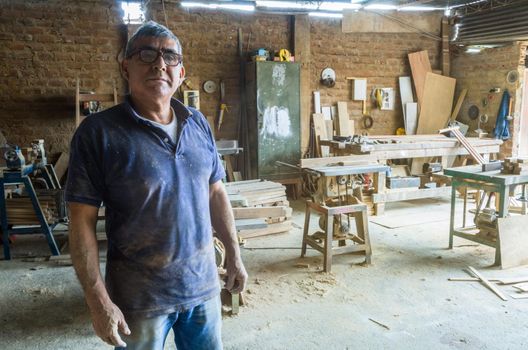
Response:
[128,48,183,66]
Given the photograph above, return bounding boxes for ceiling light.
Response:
[398,6,444,12]
[466,47,482,54]
[218,4,254,11]
[319,3,362,11]
[364,4,397,10]
[309,12,343,18]
[181,2,254,11]
[256,1,318,10]
[181,2,215,8]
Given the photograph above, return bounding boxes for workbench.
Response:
[444,165,528,266]
[303,135,502,215]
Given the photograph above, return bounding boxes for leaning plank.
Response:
[497,215,528,269]
[408,50,432,106]
[450,88,467,123]
[467,266,508,301]
[336,102,352,136]
[416,73,456,134]
[313,113,329,157]
[53,152,69,183]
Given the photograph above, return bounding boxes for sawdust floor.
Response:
[2,198,528,349]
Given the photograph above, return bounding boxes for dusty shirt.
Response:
[65,97,225,317]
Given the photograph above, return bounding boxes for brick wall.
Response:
[146,3,291,143]
[310,17,441,136]
[450,42,527,158]
[0,1,448,161]
[0,0,125,157]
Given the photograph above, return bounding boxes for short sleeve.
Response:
[197,112,225,184]
[65,121,105,207]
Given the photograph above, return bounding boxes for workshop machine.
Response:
[1,140,65,259]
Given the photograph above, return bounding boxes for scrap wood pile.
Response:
[502,158,528,175]
[450,266,528,301]
[225,179,293,239]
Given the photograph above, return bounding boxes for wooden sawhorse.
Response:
[301,200,371,272]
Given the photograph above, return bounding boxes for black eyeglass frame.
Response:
[127,48,183,66]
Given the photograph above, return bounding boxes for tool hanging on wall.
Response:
[217,80,228,131]
[493,90,512,140]
[320,67,336,87]
[278,49,291,62]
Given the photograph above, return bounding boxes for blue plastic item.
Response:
[493,90,511,140]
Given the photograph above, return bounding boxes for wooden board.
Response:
[399,76,414,122]
[232,206,292,219]
[405,102,418,135]
[450,88,467,123]
[417,73,456,134]
[325,120,334,140]
[408,50,432,106]
[498,215,528,269]
[238,220,292,239]
[53,152,69,183]
[235,218,268,230]
[336,102,352,136]
[313,113,329,157]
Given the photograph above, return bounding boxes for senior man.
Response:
[66,21,247,350]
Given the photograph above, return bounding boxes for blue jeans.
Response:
[116,297,222,350]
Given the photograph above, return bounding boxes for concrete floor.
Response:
[1,197,528,349]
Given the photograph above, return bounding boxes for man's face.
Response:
[122,36,185,102]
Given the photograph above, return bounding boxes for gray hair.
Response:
[124,21,182,57]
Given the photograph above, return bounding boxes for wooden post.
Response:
[294,14,311,157]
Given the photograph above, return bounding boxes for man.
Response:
[66,21,247,350]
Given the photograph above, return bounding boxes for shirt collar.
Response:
[124,95,192,124]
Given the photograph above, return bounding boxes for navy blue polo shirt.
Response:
[65,97,225,317]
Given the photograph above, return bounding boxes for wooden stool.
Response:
[301,200,372,272]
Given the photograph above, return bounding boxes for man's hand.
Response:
[224,256,248,294]
[89,300,131,347]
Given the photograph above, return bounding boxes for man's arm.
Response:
[209,181,248,293]
[68,202,130,347]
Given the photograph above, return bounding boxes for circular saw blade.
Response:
[203,80,217,94]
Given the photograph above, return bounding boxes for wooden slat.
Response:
[467,266,508,301]
[313,113,329,157]
[53,152,69,183]
[336,102,352,136]
[450,89,467,123]
[232,206,291,219]
[238,221,292,239]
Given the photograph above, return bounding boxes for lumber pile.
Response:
[502,158,528,175]
[225,180,293,239]
[5,197,57,225]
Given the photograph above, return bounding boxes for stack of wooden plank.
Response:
[502,158,528,175]
[225,180,293,239]
[5,197,56,225]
